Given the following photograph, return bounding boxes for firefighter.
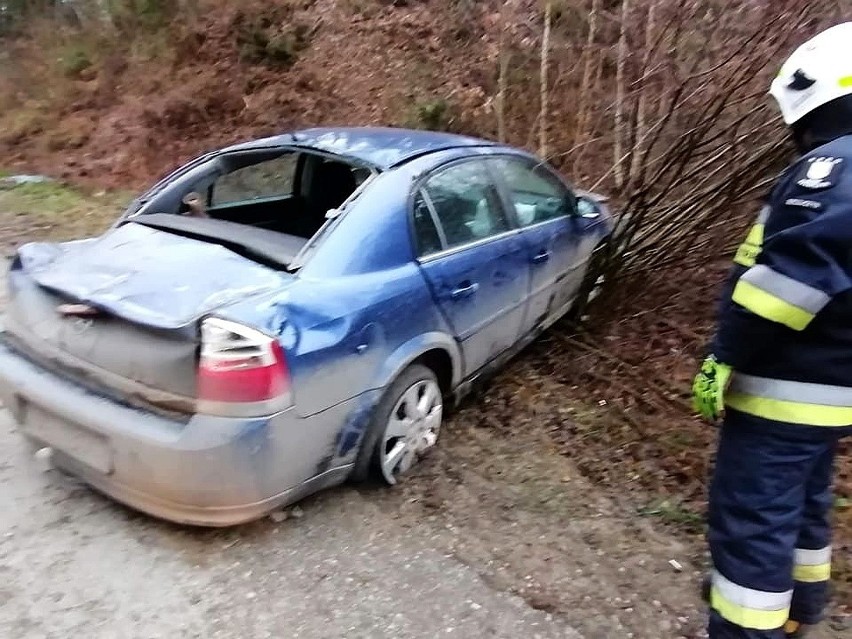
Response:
[692,23,852,639]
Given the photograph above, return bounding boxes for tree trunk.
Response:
[631,0,658,180]
[613,0,630,191]
[497,20,509,143]
[539,2,552,159]
[575,0,600,148]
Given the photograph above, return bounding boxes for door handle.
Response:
[532,250,550,264]
[450,281,480,299]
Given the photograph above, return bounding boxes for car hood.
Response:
[14,222,292,330]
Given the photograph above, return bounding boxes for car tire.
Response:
[352,364,443,485]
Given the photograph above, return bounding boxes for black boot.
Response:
[784,621,811,638]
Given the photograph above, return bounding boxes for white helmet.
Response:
[770,22,852,125]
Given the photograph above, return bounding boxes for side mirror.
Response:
[575,195,602,219]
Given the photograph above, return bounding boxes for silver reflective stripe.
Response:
[756,205,771,225]
[740,265,830,314]
[712,570,792,611]
[730,374,852,407]
[795,546,832,566]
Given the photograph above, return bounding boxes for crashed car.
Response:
[0,127,612,526]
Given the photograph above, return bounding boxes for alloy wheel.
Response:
[379,378,443,484]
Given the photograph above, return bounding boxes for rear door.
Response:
[413,159,530,376]
[487,156,581,331]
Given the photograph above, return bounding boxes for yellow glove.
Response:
[692,355,732,422]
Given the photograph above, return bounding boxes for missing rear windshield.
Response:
[126,148,375,268]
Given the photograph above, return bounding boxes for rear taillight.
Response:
[197,317,292,416]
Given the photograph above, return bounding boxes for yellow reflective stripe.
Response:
[840,76,852,88]
[732,280,815,330]
[794,546,832,581]
[710,587,789,631]
[733,223,764,267]
[741,265,830,314]
[726,392,852,427]
[733,246,759,267]
[794,563,831,583]
[745,223,765,246]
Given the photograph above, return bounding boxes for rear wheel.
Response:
[354,364,443,485]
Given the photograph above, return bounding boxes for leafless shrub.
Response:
[485,1,842,315]
[555,0,844,316]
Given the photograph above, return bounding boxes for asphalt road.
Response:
[0,260,582,639]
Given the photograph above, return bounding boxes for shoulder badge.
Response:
[796,156,843,190]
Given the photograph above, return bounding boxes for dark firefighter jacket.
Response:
[712,134,852,432]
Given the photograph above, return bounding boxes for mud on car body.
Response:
[0,127,612,526]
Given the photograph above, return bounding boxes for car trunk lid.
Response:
[4,223,292,409]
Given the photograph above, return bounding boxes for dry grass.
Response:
[0,180,130,255]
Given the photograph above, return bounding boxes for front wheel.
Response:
[354,364,443,485]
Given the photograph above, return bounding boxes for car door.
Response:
[413,159,530,376]
[487,156,582,332]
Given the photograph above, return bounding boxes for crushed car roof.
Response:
[224,127,497,169]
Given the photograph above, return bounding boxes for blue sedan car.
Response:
[0,127,611,525]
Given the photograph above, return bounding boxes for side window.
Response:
[412,192,444,256]
[211,153,299,207]
[422,161,509,249]
[490,157,570,226]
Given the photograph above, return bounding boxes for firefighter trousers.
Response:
[707,409,847,638]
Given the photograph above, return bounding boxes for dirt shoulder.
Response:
[389,367,849,639]
[392,405,711,639]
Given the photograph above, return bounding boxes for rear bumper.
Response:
[0,338,356,526]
